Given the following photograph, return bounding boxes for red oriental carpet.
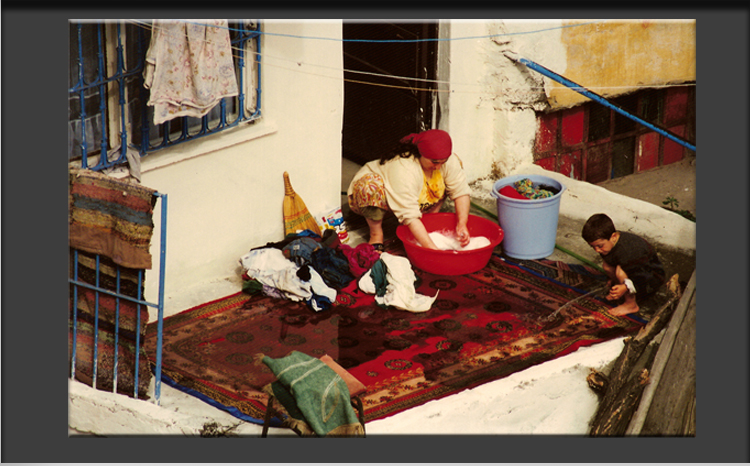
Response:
[144,255,641,425]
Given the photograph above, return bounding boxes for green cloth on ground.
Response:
[369,259,389,304]
[269,381,308,430]
[262,351,363,437]
[242,278,263,294]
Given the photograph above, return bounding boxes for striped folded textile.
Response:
[69,167,157,270]
[69,166,157,398]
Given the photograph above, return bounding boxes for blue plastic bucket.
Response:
[490,174,566,260]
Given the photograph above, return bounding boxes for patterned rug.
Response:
[501,257,606,291]
[144,254,641,425]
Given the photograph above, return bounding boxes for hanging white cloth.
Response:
[359,252,438,313]
[143,19,239,125]
[102,144,142,182]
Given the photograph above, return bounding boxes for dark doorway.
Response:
[342,21,439,166]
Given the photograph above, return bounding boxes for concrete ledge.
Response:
[69,380,202,436]
[470,164,696,256]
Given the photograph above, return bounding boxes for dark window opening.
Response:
[535,85,695,183]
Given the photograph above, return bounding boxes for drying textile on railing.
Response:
[143,19,239,125]
[69,167,157,269]
[69,167,157,398]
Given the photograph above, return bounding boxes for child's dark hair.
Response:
[582,213,617,243]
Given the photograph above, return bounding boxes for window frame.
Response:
[68,19,262,171]
[533,85,695,183]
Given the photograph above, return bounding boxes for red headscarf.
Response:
[400,129,452,160]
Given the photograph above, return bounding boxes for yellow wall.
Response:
[547,19,696,109]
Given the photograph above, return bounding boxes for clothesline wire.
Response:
[260,57,695,95]
[123,19,695,95]
[131,18,606,43]
[131,19,452,88]
[255,49,696,93]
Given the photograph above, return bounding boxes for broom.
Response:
[282,171,322,237]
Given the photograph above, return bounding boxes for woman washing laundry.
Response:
[347,129,472,251]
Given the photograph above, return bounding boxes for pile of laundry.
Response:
[239,229,438,313]
[497,178,560,200]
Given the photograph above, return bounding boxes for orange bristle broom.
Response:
[282,171,322,236]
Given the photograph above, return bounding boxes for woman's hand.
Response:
[455,223,470,247]
[408,219,439,250]
[453,194,471,247]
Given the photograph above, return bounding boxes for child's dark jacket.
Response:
[602,231,666,300]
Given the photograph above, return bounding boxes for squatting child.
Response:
[582,213,666,316]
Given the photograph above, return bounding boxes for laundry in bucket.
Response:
[512,178,557,199]
[422,230,491,251]
[491,174,566,260]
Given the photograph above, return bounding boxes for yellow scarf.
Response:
[418,169,445,212]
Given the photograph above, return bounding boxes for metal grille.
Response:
[69,192,168,404]
[68,20,261,170]
[535,85,695,183]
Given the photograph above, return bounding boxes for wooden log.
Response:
[588,274,682,435]
[627,271,696,435]
[590,369,651,436]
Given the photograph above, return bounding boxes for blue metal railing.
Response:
[69,192,167,404]
[503,51,696,153]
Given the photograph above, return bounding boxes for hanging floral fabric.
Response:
[143,19,239,125]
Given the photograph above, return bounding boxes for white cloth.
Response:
[425,231,492,251]
[143,19,239,125]
[239,248,337,307]
[358,253,438,313]
[102,144,142,182]
[306,267,338,310]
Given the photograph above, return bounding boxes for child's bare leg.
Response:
[609,294,639,316]
[601,261,616,289]
[608,265,639,316]
[365,217,384,245]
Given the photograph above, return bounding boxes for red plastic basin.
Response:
[396,213,504,275]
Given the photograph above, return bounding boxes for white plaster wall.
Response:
[441,20,696,254]
[442,20,568,183]
[498,19,567,98]
[438,20,498,183]
[138,21,344,317]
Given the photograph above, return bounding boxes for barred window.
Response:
[68,20,261,171]
[534,85,695,183]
